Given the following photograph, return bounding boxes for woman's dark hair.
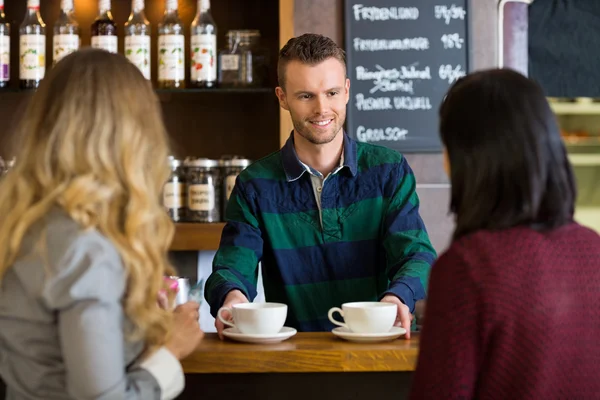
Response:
[439,68,576,239]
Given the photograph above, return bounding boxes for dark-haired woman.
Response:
[410,68,600,399]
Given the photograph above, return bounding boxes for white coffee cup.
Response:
[328,302,397,333]
[217,302,287,335]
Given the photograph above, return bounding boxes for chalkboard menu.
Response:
[344,0,469,152]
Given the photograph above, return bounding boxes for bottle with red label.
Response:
[190,0,217,88]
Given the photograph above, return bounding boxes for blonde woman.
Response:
[0,48,204,400]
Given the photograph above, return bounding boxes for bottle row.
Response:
[0,0,268,90]
[0,154,252,224]
[164,156,252,224]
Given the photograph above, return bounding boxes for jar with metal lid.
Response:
[186,158,221,223]
[163,157,187,222]
[221,158,251,219]
[218,29,262,87]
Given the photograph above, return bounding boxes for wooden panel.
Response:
[279,0,294,146]
[170,223,224,251]
[177,372,413,400]
[180,332,420,373]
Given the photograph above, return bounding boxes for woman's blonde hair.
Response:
[0,48,176,349]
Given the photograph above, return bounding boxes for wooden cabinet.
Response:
[0,0,294,251]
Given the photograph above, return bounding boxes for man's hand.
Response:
[380,294,413,339]
[215,289,249,340]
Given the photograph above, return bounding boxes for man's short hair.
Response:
[277,33,346,89]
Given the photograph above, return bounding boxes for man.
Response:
[205,33,435,339]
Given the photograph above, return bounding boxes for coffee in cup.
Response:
[217,302,287,335]
[328,302,397,333]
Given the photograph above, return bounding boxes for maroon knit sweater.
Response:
[410,223,600,399]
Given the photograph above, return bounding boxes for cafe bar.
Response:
[0,0,599,399]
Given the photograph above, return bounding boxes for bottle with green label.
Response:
[124,0,151,80]
[158,0,185,89]
[19,0,46,90]
[53,0,80,66]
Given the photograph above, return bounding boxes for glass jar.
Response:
[163,157,186,222]
[218,29,261,87]
[221,158,251,219]
[186,158,221,223]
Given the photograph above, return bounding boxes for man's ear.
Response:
[275,87,290,111]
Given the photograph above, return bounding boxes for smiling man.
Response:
[205,33,435,338]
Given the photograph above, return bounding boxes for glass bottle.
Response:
[0,0,9,88]
[124,0,151,80]
[53,0,80,66]
[158,0,185,89]
[190,0,217,88]
[91,0,117,54]
[19,0,46,90]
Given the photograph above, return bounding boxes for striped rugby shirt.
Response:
[205,132,436,331]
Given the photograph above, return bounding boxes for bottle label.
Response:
[27,0,40,9]
[91,35,118,54]
[125,35,151,80]
[53,34,79,64]
[163,182,185,209]
[191,34,216,83]
[20,34,45,81]
[221,54,239,71]
[225,175,237,200]
[188,184,214,211]
[158,34,184,82]
[0,36,9,82]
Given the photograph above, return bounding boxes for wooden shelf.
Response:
[550,102,600,115]
[170,223,225,251]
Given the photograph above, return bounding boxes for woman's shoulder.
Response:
[22,209,126,308]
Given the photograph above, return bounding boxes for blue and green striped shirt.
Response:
[205,132,436,331]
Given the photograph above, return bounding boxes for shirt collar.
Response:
[281,130,358,182]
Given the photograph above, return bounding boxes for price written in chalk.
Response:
[441,33,464,49]
[434,5,466,25]
[439,64,466,84]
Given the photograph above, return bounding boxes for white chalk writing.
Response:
[357,126,408,142]
[438,64,466,84]
[355,64,432,95]
[353,37,429,52]
[355,94,432,111]
[434,5,466,25]
[353,4,419,21]
[441,33,464,49]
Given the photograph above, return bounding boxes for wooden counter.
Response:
[181,332,420,374]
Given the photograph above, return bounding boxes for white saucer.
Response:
[223,327,297,344]
[331,326,407,343]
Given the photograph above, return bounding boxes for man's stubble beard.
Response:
[290,111,346,145]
